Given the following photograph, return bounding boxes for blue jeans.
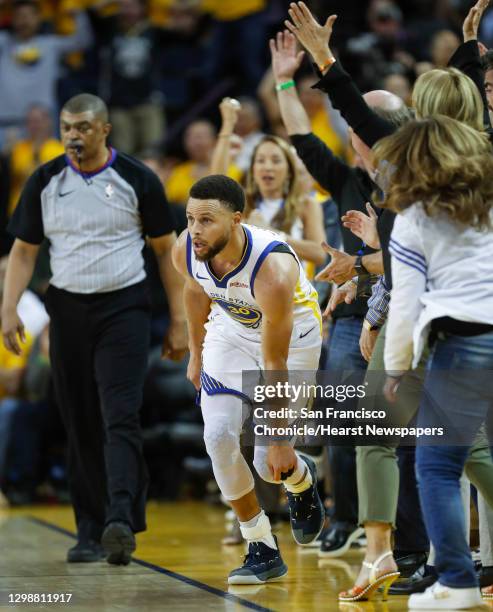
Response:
[416,331,493,588]
[324,317,367,527]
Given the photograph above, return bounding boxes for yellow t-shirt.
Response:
[166,161,242,205]
[9,139,65,216]
[0,333,34,400]
[201,0,265,21]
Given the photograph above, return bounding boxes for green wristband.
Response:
[276,80,295,92]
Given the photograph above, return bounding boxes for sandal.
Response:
[339,550,400,602]
[482,585,493,599]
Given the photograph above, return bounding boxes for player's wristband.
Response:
[275,80,296,92]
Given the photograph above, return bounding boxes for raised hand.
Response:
[219,97,241,133]
[270,30,305,84]
[341,203,380,249]
[463,0,490,42]
[285,2,337,69]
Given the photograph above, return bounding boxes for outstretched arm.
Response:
[171,231,212,389]
[271,30,355,200]
[270,31,309,135]
[209,98,241,175]
[449,0,491,129]
[285,1,395,147]
[255,252,299,480]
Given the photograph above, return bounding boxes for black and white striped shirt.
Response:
[8,149,175,293]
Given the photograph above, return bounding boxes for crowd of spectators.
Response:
[0,0,488,510]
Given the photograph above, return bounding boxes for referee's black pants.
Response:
[45,281,150,542]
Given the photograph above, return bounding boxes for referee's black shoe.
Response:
[101,521,135,566]
[67,540,105,563]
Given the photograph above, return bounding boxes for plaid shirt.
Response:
[365,277,390,328]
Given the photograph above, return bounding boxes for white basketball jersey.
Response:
[186,224,322,342]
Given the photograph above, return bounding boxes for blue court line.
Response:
[28,516,274,612]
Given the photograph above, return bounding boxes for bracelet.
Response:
[218,132,233,138]
[318,56,336,73]
[275,80,296,92]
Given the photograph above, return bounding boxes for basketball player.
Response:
[172,174,324,584]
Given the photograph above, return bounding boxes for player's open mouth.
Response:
[193,240,206,250]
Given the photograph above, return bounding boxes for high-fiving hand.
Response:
[314,242,356,285]
[341,203,381,250]
[270,30,305,84]
[285,2,337,70]
[463,0,490,42]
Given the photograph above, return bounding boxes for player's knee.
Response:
[203,419,240,468]
[253,447,280,484]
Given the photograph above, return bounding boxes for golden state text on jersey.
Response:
[186,224,322,340]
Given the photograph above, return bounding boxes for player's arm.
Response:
[255,252,298,370]
[1,239,40,355]
[255,252,299,480]
[171,231,212,389]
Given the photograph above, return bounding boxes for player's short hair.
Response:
[190,175,245,213]
[61,94,109,123]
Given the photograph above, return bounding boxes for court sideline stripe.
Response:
[28,516,274,612]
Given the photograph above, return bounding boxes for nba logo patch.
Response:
[105,184,114,199]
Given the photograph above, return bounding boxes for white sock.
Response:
[239,510,277,550]
[284,457,313,493]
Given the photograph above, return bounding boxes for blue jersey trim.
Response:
[199,371,251,404]
[186,233,193,277]
[66,147,117,178]
[205,226,253,288]
[250,240,284,298]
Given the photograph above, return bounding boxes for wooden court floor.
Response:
[0,502,491,612]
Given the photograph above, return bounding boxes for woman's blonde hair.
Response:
[373,115,493,230]
[245,135,302,233]
[412,67,484,131]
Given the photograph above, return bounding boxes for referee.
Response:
[1,94,187,565]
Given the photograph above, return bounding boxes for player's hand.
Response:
[323,280,357,318]
[463,0,490,42]
[341,203,380,249]
[360,325,379,362]
[162,319,188,361]
[315,243,356,285]
[267,444,297,481]
[187,352,201,390]
[270,30,305,83]
[2,309,26,356]
[285,2,337,69]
